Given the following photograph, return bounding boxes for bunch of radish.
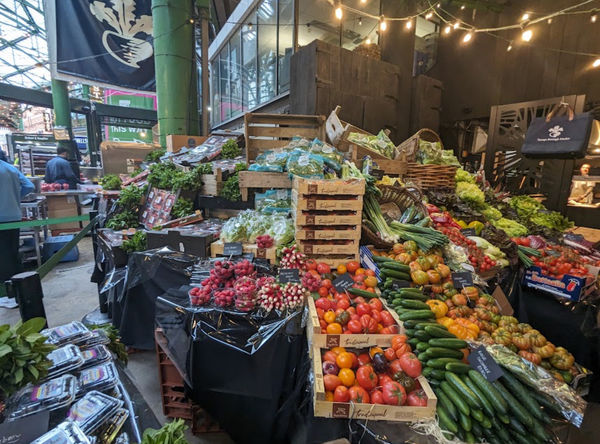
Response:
[279,245,307,271]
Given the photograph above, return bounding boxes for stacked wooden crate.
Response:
[292,176,364,267]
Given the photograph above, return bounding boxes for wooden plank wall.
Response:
[427,0,600,124]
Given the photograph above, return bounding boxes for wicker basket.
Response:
[403,164,457,189]
[396,129,443,162]
[361,185,427,250]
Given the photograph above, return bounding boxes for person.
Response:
[0,150,34,284]
[568,163,595,205]
[45,146,80,189]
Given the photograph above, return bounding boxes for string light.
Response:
[461,5,465,10]
[360,0,366,3]
[521,13,530,21]
[379,15,387,31]
[425,12,433,19]
[405,20,413,29]
[335,4,343,20]
[522,29,533,41]
[591,12,598,22]
[507,43,513,51]
[444,25,451,34]
[358,17,362,25]
[437,3,441,7]
[547,18,553,24]
[453,22,460,29]
[366,38,371,44]
[463,32,473,43]
[593,58,600,67]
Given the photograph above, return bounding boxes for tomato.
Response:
[321,279,332,289]
[391,335,408,349]
[345,261,360,274]
[347,307,357,316]
[399,353,422,378]
[364,276,378,288]
[317,286,329,298]
[331,346,346,355]
[395,343,411,358]
[336,352,354,369]
[323,310,336,324]
[317,263,331,275]
[337,264,347,275]
[336,298,350,310]
[319,319,327,330]
[406,389,428,407]
[353,296,366,305]
[323,374,342,391]
[348,386,370,404]
[356,303,371,317]
[411,270,429,285]
[368,298,383,312]
[355,365,378,391]
[357,353,371,366]
[370,310,381,324]
[306,259,317,271]
[384,347,397,361]
[347,320,362,334]
[325,391,334,401]
[370,389,384,404]
[326,323,343,334]
[323,351,338,363]
[355,268,366,276]
[380,311,395,327]
[426,269,441,284]
[360,315,377,334]
[333,385,350,402]
[338,368,355,387]
[315,297,332,311]
[388,359,403,375]
[382,381,406,405]
[353,274,366,284]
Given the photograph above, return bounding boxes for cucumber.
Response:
[529,390,562,416]
[440,381,470,416]
[433,387,458,421]
[428,338,468,349]
[407,338,420,348]
[427,358,463,369]
[493,380,533,428]
[426,347,464,359]
[491,418,511,443]
[508,417,527,436]
[467,370,508,416]
[428,378,441,387]
[497,413,511,424]
[463,374,495,418]
[398,289,428,300]
[380,262,410,272]
[372,255,395,263]
[445,362,471,374]
[509,430,532,444]
[458,410,472,432]
[437,404,458,434]
[398,310,435,321]
[470,407,483,422]
[422,367,434,378]
[445,372,482,410]
[399,287,424,293]
[429,369,447,381]
[500,372,544,421]
[398,299,430,310]
[414,330,432,342]
[479,416,492,429]
[415,322,443,330]
[424,326,456,338]
[471,421,483,439]
[381,269,411,280]
[402,319,422,329]
[464,431,476,443]
[404,328,416,337]
[347,288,377,299]
[529,417,551,442]
[482,427,501,444]
[416,342,430,352]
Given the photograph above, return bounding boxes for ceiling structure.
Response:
[0,0,50,89]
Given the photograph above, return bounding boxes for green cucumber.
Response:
[470,407,483,423]
[429,369,447,380]
[428,378,441,387]
[497,413,510,424]
[467,370,508,416]
[428,338,468,349]
[404,328,416,337]
[440,381,470,416]
[414,330,432,342]
[426,347,464,359]
[415,322,442,330]
[529,390,562,416]
[500,372,544,421]
[445,362,471,374]
[433,387,458,421]
[407,338,420,348]
[463,374,495,418]
[509,430,532,444]
[422,367,434,378]
[491,418,511,443]
[416,342,430,352]
[346,288,377,299]
[380,262,410,272]
[402,319,423,329]
[427,358,462,369]
[372,255,395,262]
[529,417,551,442]
[398,310,435,321]
[508,417,527,436]
[458,410,472,432]
[398,299,430,310]
[445,372,482,410]
[424,326,455,338]
[479,416,492,429]
[464,431,476,443]
[493,380,533,428]
[437,404,458,434]
[471,421,483,439]
[381,269,411,280]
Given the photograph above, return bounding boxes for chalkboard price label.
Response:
[468,346,504,382]
[279,268,300,283]
[391,280,411,290]
[223,242,243,256]
[333,273,355,293]
[452,272,473,289]
[371,169,385,180]
[460,228,477,237]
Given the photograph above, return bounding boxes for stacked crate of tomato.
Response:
[292,176,365,267]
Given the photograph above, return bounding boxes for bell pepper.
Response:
[426,299,448,319]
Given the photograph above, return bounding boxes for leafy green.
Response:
[509,195,543,219]
[220,139,241,159]
[171,197,194,219]
[196,163,213,174]
[455,168,475,184]
[220,210,293,245]
[122,231,147,253]
[509,195,573,232]
[145,148,166,162]
[100,174,122,190]
[118,184,146,208]
[141,419,188,444]
[456,182,485,207]
[219,163,247,201]
[480,204,502,221]
[148,162,179,190]
[490,217,528,237]
[530,212,573,232]
[106,211,139,230]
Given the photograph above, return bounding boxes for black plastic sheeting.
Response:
[156,289,307,444]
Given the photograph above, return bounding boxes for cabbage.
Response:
[481,205,502,221]
[456,182,485,207]
[455,168,475,184]
[491,218,528,237]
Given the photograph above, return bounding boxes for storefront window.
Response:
[210,59,219,126]
[242,13,257,111]
[278,0,294,94]
[230,29,242,117]
[257,0,277,104]
[219,47,230,121]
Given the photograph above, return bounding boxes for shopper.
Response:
[0,150,34,283]
[45,146,80,189]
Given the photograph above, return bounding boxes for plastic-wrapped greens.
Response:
[220,215,248,243]
[266,215,294,246]
[255,189,291,214]
[309,139,344,170]
[249,149,290,172]
[347,131,395,159]
[219,210,293,245]
[286,150,324,178]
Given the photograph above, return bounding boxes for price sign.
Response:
[279,268,300,283]
[223,242,243,256]
[333,273,355,293]
[468,346,504,382]
[242,252,255,261]
[0,410,49,444]
[452,272,473,289]
[371,169,385,180]
[460,228,477,237]
[391,280,411,290]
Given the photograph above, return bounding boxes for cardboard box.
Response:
[166,135,207,153]
[522,266,595,302]
[146,229,214,257]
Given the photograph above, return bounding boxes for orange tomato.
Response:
[391,335,408,350]
[331,346,346,355]
[346,261,360,274]
[319,319,327,329]
[364,276,378,288]
[323,351,338,363]
[395,343,411,358]
[321,279,333,289]
[308,269,320,277]
[355,268,366,276]
[336,352,355,369]
[337,264,347,275]
[323,374,342,391]
[338,368,355,387]
[323,311,336,324]
[384,347,397,361]
[366,287,376,293]
[365,269,376,277]
[326,322,343,334]
[369,347,384,358]
[325,391,334,401]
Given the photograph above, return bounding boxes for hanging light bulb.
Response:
[547,18,553,24]
[444,25,451,34]
[437,3,441,7]
[379,16,387,31]
[463,31,473,42]
[425,12,433,19]
[593,58,600,68]
[360,0,366,3]
[335,4,343,20]
[366,38,371,44]
[507,43,513,51]
[453,21,460,29]
[461,5,465,10]
[591,13,598,23]
[522,29,533,42]
[405,20,413,29]
[358,17,362,26]
[521,13,530,21]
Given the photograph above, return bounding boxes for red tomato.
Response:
[317,263,331,275]
[356,303,371,317]
[380,311,395,327]
[321,279,332,289]
[306,259,317,271]
[336,299,350,310]
[388,359,403,375]
[353,274,366,283]
[348,386,370,404]
[315,297,332,311]
[353,297,366,305]
[323,374,342,391]
[382,381,406,406]
[378,374,393,385]
[406,389,428,407]
[395,343,411,359]
[356,365,378,391]
[369,298,383,312]
[347,320,362,334]
[370,389,384,404]
[323,351,338,363]
[346,306,357,316]
[357,353,371,366]
[384,348,397,361]
[370,310,381,324]
[360,314,377,333]
[318,287,329,298]
[399,353,422,378]
[333,385,350,402]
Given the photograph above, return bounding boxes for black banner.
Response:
[54,0,155,91]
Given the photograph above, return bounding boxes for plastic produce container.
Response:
[31,421,91,444]
[47,344,85,377]
[7,374,78,421]
[78,329,110,349]
[67,390,123,434]
[42,321,92,346]
[80,345,112,369]
[97,408,129,443]
[77,362,119,396]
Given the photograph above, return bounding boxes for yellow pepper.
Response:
[437,316,455,328]
[426,300,448,319]
[468,220,485,235]
[448,323,469,339]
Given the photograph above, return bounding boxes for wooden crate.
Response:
[404,164,457,189]
[307,297,402,348]
[303,254,361,268]
[292,176,365,196]
[245,112,326,162]
[295,226,361,240]
[292,191,363,211]
[237,171,292,201]
[296,240,359,255]
[312,343,437,421]
[294,210,362,226]
[211,240,277,263]
[199,168,224,196]
[349,146,408,175]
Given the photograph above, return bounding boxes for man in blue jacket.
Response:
[45,146,80,189]
[0,150,34,284]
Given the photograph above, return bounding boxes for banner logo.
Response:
[548,125,564,138]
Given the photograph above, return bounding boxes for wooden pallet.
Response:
[199,168,225,196]
[210,240,277,263]
[237,171,292,201]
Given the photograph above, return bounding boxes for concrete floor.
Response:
[0,237,233,444]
